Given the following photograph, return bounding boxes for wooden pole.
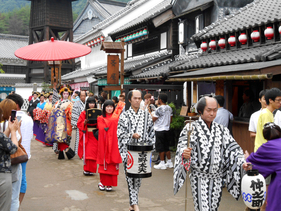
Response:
[120,39,125,91]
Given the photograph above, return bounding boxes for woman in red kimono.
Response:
[77,97,98,176]
[97,100,122,191]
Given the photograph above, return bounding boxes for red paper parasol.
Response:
[15,37,91,61]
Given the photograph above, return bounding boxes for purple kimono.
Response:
[247,138,281,211]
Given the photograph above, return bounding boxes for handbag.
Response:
[10,142,28,165]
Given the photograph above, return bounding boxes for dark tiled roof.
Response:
[0,34,28,65]
[62,50,172,80]
[0,78,25,86]
[110,0,172,35]
[131,53,200,79]
[192,0,281,41]
[170,44,275,71]
[95,50,172,76]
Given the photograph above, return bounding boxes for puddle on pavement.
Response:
[65,190,89,200]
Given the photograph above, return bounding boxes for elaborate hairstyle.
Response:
[33,91,40,96]
[0,99,17,121]
[85,97,96,111]
[214,95,225,107]
[58,84,73,96]
[6,93,24,108]
[158,93,168,104]
[102,100,115,117]
[265,88,281,105]
[263,122,281,140]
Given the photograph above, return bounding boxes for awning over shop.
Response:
[167,59,281,82]
[70,82,89,91]
[98,77,131,86]
[167,74,273,82]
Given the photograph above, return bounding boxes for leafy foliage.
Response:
[0,0,131,35]
[168,102,185,130]
[0,63,4,73]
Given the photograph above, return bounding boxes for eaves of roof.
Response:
[191,0,281,41]
[130,53,200,79]
[170,44,278,72]
[109,0,172,36]
[169,59,281,79]
[62,50,173,80]
[74,0,147,43]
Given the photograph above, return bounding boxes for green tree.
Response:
[0,63,5,73]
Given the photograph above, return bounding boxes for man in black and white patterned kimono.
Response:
[174,96,248,211]
[117,90,155,211]
[71,90,86,154]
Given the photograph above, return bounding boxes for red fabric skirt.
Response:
[100,174,117,186]
[84,159,97,173]
[58,143,69,151]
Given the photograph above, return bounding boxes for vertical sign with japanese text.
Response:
[107,55,119,85]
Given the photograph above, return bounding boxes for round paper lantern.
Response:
[239,33,247,45]
[200,42,208,52]
[264,26,274,40]
[143,28,148,36]
[218,38,226,49]
[87,42,91,47]
[97,37,101,44]
[228,36,236,46]
[209,40,216,50]
[279,26,281,34]
[241,169,266,210]
[251,30,260,42]
[101,36,104,42]
[94,39,97,45]
[90,40,94,47]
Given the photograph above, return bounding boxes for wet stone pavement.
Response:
[21,130,246,211]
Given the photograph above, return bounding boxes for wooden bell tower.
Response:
[26,0,77,83]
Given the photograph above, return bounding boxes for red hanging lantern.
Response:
[264,26,274,40]
[238,33,247,45]
[87,42,91,47]
[209,40,216,50]
[228,36,236,47]
[200,42,208,52]
[97,37,101,44]
[94,39,97,45]
[218,38,226,49]
[279,26,281,34]
[90,40,94,47]
[101,36,104,42]
[251,30,260,42]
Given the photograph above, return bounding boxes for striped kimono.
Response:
[117,107,155,206]
[173,117,245,211]
[71,100,85,154]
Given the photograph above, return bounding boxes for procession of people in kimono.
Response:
[23,84,281,211]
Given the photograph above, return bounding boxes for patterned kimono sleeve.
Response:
[146,114,155,145]
[173,125,188,195]
[52,88,60,106]
[222,126,245,200]
[71,101,79,126]
[117,112,133,163]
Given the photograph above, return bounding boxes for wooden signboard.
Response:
[107,55,119,85]
[180,106,189,116]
